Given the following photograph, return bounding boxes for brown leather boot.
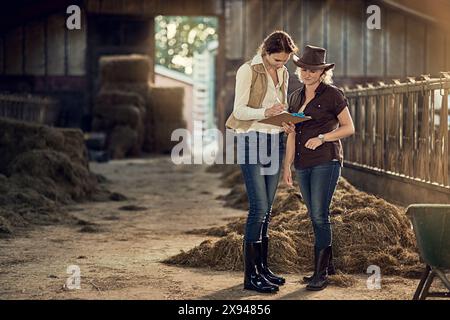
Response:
[306,245,332,291]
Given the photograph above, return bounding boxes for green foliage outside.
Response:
[155,15,218,75]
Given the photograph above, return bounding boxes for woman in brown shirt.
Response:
[283,45,355,291]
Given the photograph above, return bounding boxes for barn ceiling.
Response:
[0,0,79,31]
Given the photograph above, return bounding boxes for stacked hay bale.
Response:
[93,54,151,159]
[146,86,187,154]
[93,91,145,158]
[0,117,111,238]
[164,165,422,280]
[93,54,187,156]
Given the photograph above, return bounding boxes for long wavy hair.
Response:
[257,30,298,56]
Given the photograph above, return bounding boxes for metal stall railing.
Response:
[0,93,60,126]
[343,72,450,188]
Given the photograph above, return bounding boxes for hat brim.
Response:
[292,54,335,71]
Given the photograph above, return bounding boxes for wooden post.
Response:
[397,92,404,175]
[363,95,369,166]
[404,90,415,178]
[438,88,449,186]
[348,97,356,162]
[386,93,396,173]
[429,88,437,182]
[368,94,375,167]
[379,93,386,170]
[357,96,364,164]
[418,88,431,181]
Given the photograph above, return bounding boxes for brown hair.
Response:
[258,30,298,56]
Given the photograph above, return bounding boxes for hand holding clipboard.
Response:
[258,111,312,127]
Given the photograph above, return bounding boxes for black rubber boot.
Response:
[327,247,336,275]
[306,245,332,291]
[303,246,335,283]
[259,237,285,285]
[243,241,279,293]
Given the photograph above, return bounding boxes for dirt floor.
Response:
[0,155,423,300]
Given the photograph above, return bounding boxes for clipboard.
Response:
[257,112,312,127]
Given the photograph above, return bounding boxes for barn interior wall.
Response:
[220,0,450,130]
[0,8,88,128]
[0,0,449,132]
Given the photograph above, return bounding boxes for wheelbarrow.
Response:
[406,204,450,300]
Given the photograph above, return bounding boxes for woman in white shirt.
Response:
[225,30,297,294]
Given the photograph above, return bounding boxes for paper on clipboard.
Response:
[257,111,312,127]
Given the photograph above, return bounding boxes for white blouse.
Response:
[232,54,289,133]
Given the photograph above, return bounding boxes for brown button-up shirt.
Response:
[288,82,348,170]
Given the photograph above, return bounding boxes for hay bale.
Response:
[99,54,151,83]
[152,120,187,153]
[107,125,138,159]
[92,89,147,157]
[142,89,155,153]
[95,90,145,115]
[147,86,185,122]
[98,86,149,155]
[92,116,144,157]
[94,104,142,129]
[92,116,113,131]
[101,83,150,104]
[96,90,145,107]
[144,86,186,153]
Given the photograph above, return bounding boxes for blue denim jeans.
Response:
[296,160,341,252]
[239,132,285,242]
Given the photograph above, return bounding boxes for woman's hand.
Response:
[282,121,296,134]
[264,103,285,117]
[305,137,323,150]
[283,166,293,188]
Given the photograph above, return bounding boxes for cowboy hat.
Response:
[293,45,335,70]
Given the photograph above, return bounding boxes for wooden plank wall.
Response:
[1,0,448,89]
[0,0,448,135]
[0,11,86,77]
[223,0,450,79]
[219,0,450,133]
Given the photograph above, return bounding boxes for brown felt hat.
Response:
[293,45,335,70]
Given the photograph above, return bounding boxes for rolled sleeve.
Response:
[333,88,349,117]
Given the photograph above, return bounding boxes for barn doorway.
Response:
[154,15,219,158]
